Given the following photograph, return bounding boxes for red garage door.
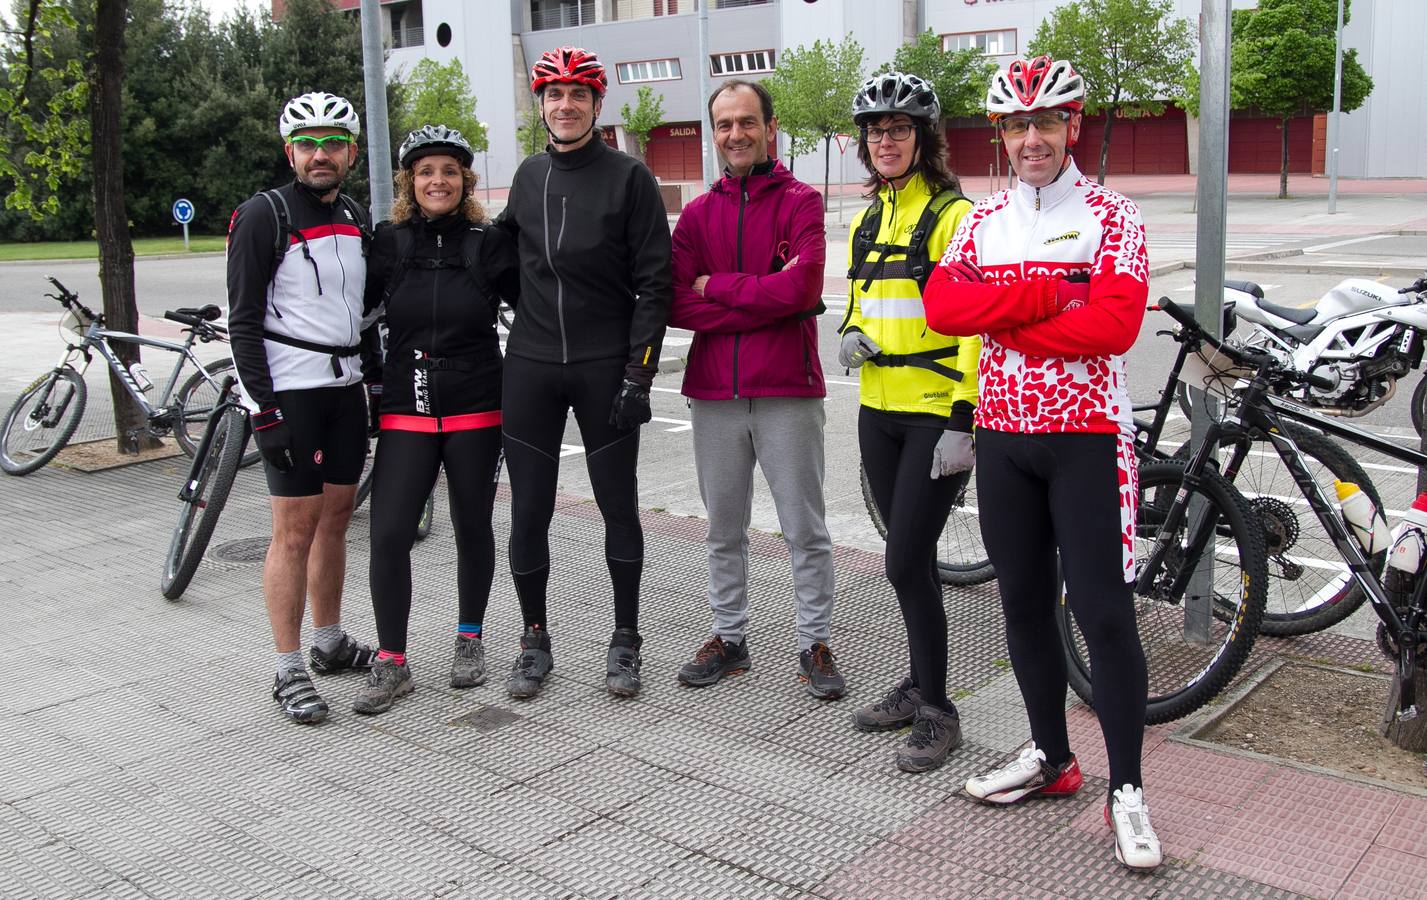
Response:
[945,119,1001,179]
[1228,114,1314,174]
[644,123,702,182]
[946,106,1189,178]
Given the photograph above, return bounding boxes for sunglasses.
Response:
[997,110,1073,136]
[287,134,356,153]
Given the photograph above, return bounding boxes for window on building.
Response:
[531,0,594,31]
[613,0,678,19]
[390,0,424,49]
[616,58,683,84]
[941,30,1017,57]
[710,49,775,76]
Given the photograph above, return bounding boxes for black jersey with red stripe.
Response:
[226,180,370,417]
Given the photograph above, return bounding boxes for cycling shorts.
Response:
[263,384,367,498]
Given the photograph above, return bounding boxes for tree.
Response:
[399,56,487,151]
[515,101,545,159]
[1229,0,1372,199]
[1029,0,1195,185]
[619,85,665,159]
[763,36,863,210]
[874,29,997,122]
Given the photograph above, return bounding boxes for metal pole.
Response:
[480,120,492,205]
[1185,0,1233,645]
[360,0,394,223]
[1327,0,1345,214]
[697,0,717,186]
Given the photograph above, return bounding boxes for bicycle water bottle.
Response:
[1336,480,1389,555]
[128,362,153,392]
[1388,492,1427,576]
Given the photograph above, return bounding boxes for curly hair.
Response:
[857,116,963,199]
[390,166,487,224]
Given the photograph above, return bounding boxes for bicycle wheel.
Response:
[1057,460,1268,725]
[1174,422,1385,636]
[498,302,514,332]
[175,360,260,468]
[0,367,87,475]
[161,407,247,600]
[859,462,994,587]
[352,455,433,542]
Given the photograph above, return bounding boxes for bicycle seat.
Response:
[173,305,222,322]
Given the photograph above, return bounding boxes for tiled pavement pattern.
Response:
[3,459,1427,899]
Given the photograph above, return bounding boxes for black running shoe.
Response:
[506,627,553,700]
[606,627,643,697]
[676,635,751,687]
[896,705,963,773]
[309,634,376,674]
[799,642,846,700]
[273,670,328,724]
[852,677,922,732]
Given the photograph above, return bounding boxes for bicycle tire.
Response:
[859,461,994,587]
[0,367,88,476]
[1174,422,1386,636]
[175,360,261,468]
[161,407,246,600]
[1057,460,1268,725]
[498,302,514,332]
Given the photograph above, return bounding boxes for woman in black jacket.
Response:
[353,125,519,715]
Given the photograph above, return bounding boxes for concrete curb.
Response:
[0,250,226,266]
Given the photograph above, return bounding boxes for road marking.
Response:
[651,416,692,433]
[1302,233,1392,253]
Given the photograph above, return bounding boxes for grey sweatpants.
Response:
[690,397,835,651]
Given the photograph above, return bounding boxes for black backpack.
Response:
[256,188,371,289]
[379,222,496,313]
[848,188,966,294]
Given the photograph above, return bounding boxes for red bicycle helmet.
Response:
[530,46,608,96]
[986,55,1084,119]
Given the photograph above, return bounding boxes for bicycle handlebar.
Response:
[1153,297,1335,392]
[44,276,100,323]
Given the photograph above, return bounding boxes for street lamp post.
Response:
[479,120,491,206]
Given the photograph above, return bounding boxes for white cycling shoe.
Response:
[1105,784,1163,870]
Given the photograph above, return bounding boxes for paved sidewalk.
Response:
[3,452,1425,898]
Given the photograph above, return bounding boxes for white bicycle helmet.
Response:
[399,125,475,169]
[279,91,361,139]
[986,56,1084,119]
[853,72,941,124]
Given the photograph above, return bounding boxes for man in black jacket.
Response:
[226,91,376,725]
[496,46,672,701]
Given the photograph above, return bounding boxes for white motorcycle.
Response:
[1180,274,1427,435]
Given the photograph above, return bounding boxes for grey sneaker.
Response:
[852,677,922,732]
[798,642,846,700]
[309,633,376,674]
[606,627,643,697]
[450,634,487,689]
[352,657,414,715]
[676,635,751,687]
[272,670,328,725]
[506,627,553,700]
[896,705,964,773]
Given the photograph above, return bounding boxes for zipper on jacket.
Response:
[541,164,571,363]
[731,178,749,397]
[431,234,442,422]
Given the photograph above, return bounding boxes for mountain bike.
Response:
[860,462,991,586]
[0,277,257,475]
[161,376,249,600]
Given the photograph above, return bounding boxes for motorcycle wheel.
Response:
[1412,376,1427,440]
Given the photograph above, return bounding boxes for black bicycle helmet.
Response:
[852,72,941,125]
[398,125,475,169]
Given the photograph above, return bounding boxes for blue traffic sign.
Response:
[172,198,195,224]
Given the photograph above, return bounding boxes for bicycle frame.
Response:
[62,318,219,417]
[180,377,244,503]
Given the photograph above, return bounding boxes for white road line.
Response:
[651,416,692,433]
[1302,233,1392,253]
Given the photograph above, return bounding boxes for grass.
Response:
[0,235,227,261]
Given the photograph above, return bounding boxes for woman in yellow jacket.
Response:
[840,72,979,773]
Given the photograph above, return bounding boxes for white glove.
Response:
[931,431,975,479]
[838,331,882,369]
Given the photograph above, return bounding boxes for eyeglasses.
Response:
[863,123,915,143]
[997,110,1072,136]
[288,134,356,154]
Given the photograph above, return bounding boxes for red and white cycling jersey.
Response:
[922,158,1148,579]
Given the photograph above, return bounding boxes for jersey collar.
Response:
[1013,156,1081,210]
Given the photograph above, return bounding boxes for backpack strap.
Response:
[459,226,499,316]
[847,195,885,294]
[381,224,418,305]
[257,189,294,285]
[336,193,372,257]
[904,189,966,292]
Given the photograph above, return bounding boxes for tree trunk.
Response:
[89,0,154,454]
[1279,118,1290,200]
[822,135,831,212]
[1380,665,1427,752]
[1098,110,1114,186]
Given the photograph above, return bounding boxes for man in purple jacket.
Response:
[669,80,843,699]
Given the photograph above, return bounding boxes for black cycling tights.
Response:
[858,408,960,711]
[502,355,642,632]
[369,427,502,654]
[975,429,1147,795]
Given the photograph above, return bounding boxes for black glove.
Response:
[365,383,382,437]
[609,378,652,430]
[251,407,295,472]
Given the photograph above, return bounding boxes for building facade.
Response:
[303,0,1418,188]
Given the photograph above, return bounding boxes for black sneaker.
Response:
[676,635,751,687]
[450,634,486,689]
[309,633,376,675]
[799,642,846,700]
[272,670,328,724]
[852,677,922,732]
[506,627,553,700]
[352,657,414,715]
[606,627,643,697]
[896,705,964,773]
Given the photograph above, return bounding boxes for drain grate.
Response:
[449,705,523,733]
[209,536,271,563]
